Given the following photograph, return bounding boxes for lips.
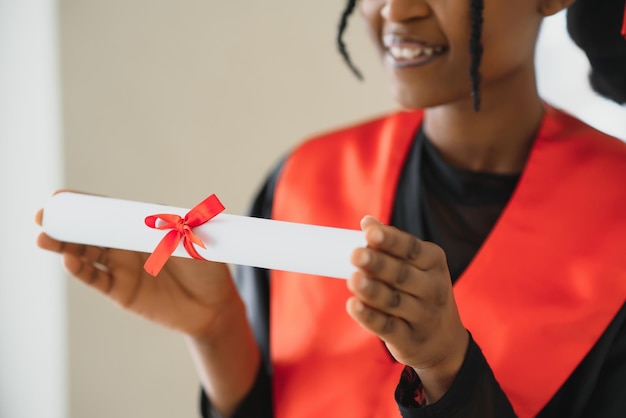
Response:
[382,34,447,67]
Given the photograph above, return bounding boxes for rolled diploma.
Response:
[42,192,366,279]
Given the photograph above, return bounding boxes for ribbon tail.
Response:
[144,230,182,276]
[183,238,206,261]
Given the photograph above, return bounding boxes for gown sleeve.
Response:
[396,303,626,417]
[395,334,516,417]
[199,161,283,418]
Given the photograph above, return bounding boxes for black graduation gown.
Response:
[201,131,626,418]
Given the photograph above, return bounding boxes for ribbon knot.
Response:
[143,194,225,276]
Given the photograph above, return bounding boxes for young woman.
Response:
[37,0,626,417]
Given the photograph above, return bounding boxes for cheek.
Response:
[479,23,539,81]
[359,0,384,19]
[478,3,541,76]
[359,0,385,52]
[430,7,474,79]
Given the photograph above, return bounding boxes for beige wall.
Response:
[59,1,394,417]
[58,2,625,418]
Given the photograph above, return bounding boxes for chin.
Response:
[390,83,475,111]
[391,87,437,110]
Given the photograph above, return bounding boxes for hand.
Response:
[35,204,241,339]
[346,216,469,402]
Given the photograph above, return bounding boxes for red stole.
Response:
[270,106,626,418]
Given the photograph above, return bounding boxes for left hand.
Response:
[346,215,469,401]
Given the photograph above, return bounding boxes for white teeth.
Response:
[401,48,416,59]
[388,45,442,60]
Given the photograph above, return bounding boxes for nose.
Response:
[380,0,430,22]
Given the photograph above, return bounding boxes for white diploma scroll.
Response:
[42,192,366,279]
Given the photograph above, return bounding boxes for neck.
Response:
[422,67,544,174]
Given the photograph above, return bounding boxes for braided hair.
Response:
[336,0,485,111]
[337,0,626,108]
[468,0,484,111]
[337,0,363,81]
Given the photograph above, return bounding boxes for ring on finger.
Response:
[92,261,110,274]
[92,248,111,275]
[88,264,100,283]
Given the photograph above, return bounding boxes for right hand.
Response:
[35,207,241,339]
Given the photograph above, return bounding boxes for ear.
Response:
[538,0,575,17]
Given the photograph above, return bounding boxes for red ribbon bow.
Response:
[143,194,225,276]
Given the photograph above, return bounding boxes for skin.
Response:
[347,0,574,405]
[36,0,575,415]
[347,216,467,403]
[35,205,259,417]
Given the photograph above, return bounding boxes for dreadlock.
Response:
[469,0,484,111]
[337,0,363,81]
[336,0,484,111]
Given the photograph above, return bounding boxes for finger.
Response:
[37,233,65,253]
[44,236,107,261]
[347,271,424,319]
[360,216,446,271]
[63,253,114,294]
[352,248,451,306]
[351,247,418,291]
[352,245,448,290]
[38,233,115,272]
[360,215,420,261]
[35,209,43,226]
[37,233,85,256]
[346,296,415,341]
[36,234,92,260]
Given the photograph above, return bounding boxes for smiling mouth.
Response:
[389,45,445,60]
[383,35,448,67]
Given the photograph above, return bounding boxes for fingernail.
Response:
[354,300,365,312]
[357,251,370,267]
[370,228,384,244]
[359,275,370,291]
